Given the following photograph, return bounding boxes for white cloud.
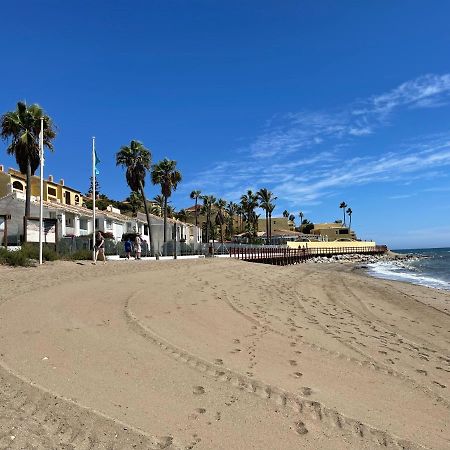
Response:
[177,74,450,213]
[248,74,450,159]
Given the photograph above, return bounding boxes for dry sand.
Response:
[0,258,448,449]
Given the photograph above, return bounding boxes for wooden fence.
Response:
[229,245,387,266]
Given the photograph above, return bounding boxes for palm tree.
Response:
[116,139,154,256]
[339,201,348,225]
[257,188,277,245]
[346,207,353,232]
[166,204,176,219]
[176,208,187,222]
[190,190,202,228]
[153,194,165,217]
[127,191,143,215]
[215,198,227,244]
[201,195,216,243]
[1,101,56,219]
[240,190,258,237]
[151,158,182,244]
[268,203,275,244]
[299,211,304,231]
[283,210,289,218]
[225,201,239,239]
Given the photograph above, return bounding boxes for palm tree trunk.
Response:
[25,159,32,218]
[194,198,198,227]
[269,212,272,244]
[139,183,154,257]
[265,210,268,245]
[343,209,346,226]
[163,196,168,244]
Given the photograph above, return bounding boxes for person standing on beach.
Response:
[124,237,132,259]
[94,231,107,265]
[134,234,142,260]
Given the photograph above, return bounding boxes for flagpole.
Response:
[92,137,96,262]
[39,117,44,265]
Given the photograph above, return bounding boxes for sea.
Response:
[367,247,450,291]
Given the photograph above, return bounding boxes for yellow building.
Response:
[311,222,356,241]
[0,166,82,207]
[258,217,295,232]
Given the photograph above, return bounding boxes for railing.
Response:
[229,245,388,265]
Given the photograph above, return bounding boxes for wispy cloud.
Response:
[183,134,450,207]
[248,74,450,159]
[178,74,450,211]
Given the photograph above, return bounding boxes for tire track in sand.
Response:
[0,360,183,450]
[124,291,428,450]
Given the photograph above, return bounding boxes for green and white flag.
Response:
[94,149,100,175]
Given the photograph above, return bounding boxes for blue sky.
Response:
[1,1,450,249]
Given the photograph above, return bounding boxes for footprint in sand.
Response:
[416,369,428,375]
[292,372,303,378]
[214,359,223,365]
[433,381,447,388]
[289,360,297,366]
[193,386,205,395]
[233,339,240,344]
[294,420,308,435]
[195,408,206,414]
[301,387,313,396]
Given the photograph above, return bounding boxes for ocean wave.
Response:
[367,262,450,290]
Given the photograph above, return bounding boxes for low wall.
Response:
[287,241,376,250]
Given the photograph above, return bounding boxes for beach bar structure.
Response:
[229,244,387,265]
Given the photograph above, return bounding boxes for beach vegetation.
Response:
[190,190,202,228]
[339,201,348,225]
[215,198,227,244]
[200,195,216,243]
[240,190,259,238]
[257,188,277,244]
[115,139,155,256]
[86,176,101,198]
[0,247,32,266]
[225,201,239,239]
[127,191,144,215]
[151,158,182,245]
[1,101,56,220]
[346,207,353,231]
[153,194,165,217]
[298,211,304,228]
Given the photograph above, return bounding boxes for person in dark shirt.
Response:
[124,238,132,259]
[94,231,106,265]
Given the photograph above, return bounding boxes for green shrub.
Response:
[20,243,58,261]
[0,247,32,267]
[68,249,92,260]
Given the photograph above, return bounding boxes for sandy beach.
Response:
[0,258,448,449]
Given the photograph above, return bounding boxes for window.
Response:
[95,219,99,228]
[48,187,57,197]
[106,219,113,230]
[66,217,73,226]
[74,194,80,205]
[12,181,24,191]
[338,229,348,235]
[80,219,88,230]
